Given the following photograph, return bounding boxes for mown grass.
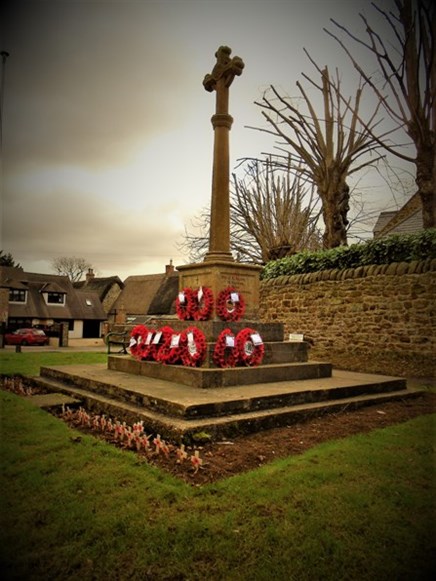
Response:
[0,350,107,376]
[1,388,435,580]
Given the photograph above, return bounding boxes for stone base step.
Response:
[32,364,418,440]
[135,318,285,343]
[25,393,81,410]
[107,356,329,388]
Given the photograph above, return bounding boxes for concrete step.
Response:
[107,356,329,388]
[33,364,417,440]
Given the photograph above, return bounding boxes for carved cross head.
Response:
[203,46,245,92]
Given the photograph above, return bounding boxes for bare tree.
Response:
[326,0,436,228]
[51,256,93,282]
[254,65,385,248]
[231,157,322,262]
[179,157,322,264]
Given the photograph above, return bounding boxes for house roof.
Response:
[1,267,106,321]
[74,276,124,301]
[373,211,397,237]
[373,192,423,238]
[110,272,179,316]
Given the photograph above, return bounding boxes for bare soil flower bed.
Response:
[61,393,436,486]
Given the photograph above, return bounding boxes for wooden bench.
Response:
[105,330,130,354]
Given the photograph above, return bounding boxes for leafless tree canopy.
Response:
[253,65,385,249]
[179,157,322,264]
[51,256,93,282]
[326,0,436,228]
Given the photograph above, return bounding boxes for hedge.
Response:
[261,229,436,280]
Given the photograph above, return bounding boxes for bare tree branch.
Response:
[326,0,436,227]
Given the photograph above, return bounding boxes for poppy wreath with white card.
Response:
[216,287,246,322]
[154,326,177,363]
[175,287,194,321]
[235,328,265,367]
[191,286,214,321]
[212,328,238,368]
[138,328,158,361]
[129,324,148,359]
[180,326,207,367]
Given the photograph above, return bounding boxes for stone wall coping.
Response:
[261,258,436,287]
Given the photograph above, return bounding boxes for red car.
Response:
[5,328,49,346]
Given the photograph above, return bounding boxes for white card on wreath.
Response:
[178,292,185,304]
[230,292,239,302]
[251,333,263,345]
[225,335,235,347]
[198,287,203,302]
[152,331,162,344]
[129,337,136,347]
[170,334,181,348]
[187,331,194,345]
[145,332,153,345]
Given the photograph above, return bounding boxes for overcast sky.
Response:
[2,0,411,281]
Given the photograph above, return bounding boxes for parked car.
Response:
[5,328,49,346]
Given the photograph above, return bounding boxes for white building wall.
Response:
[69,320,83,339]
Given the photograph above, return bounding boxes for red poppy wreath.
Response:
[175,287,194,321]
[235,328,265,367]
[213,328,238,368]
[137,328,157,361]
[180,326,207,367]
[153,326,177,364]
[191,286,214,321]
[216,287,246,322]
[129,324,148,359]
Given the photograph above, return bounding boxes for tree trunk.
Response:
[320,182,350,248]
[415,143,436,229]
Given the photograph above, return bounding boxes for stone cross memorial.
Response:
[178,46,261,318]
[203,45,244,262]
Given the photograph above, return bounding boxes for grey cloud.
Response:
[3,1,195,168]
[3,188,183,270]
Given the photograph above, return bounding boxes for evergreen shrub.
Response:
[261,229,436,280]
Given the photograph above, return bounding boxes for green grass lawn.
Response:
[1,386,435,580]
[0,350,107,376]
[1,351,435,579]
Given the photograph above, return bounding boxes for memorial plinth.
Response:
[177,260,262,319]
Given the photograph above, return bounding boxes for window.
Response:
[47,292,65,305]
[9,289,27,303]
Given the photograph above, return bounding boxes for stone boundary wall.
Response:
[259,259,436,378]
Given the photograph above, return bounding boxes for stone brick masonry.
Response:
[259,259,436,378]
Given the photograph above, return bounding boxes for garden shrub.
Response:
[261,229,436,280]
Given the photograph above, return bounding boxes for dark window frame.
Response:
[9,289,27,303]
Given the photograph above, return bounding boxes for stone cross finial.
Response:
[203,46,245,93]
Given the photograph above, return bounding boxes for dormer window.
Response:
[9,289,27,303]
[46,292,65,305]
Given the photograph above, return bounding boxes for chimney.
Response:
[165,259,174,275]
[86,268,95,283]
